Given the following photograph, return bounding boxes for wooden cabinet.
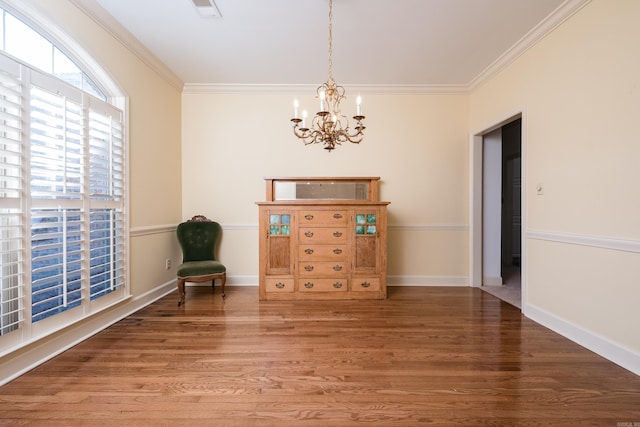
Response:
[257,177,389,300]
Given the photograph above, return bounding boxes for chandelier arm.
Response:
[341,120,366,142]
[312,130,326,145]
[295,123,325,145]
[343,133,364,144]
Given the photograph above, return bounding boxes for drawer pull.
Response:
[304,265,314,271]
[333,265,343,271]
[360,281,371,288]
[304,248,314,254]
[305,214,314,220]
[275,282,286,289]
[333,213,343,219]
[333,231,343,237]
[305,231,314,237]
[333,248,342,254]
[304,282,314,289]
[333,282,343,289]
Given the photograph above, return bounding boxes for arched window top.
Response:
[0,6,107,100]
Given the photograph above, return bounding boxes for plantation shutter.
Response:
[29,74,85,322]
[0,57,23,334]
[88,99,125,299]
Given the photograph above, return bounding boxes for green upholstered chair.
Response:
[176,215,226,306]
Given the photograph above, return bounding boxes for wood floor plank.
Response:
[0,286,639,426]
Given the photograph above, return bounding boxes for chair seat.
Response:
[177,260,226,278]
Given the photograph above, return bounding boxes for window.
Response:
[0,9,106,99]
[0,7,127,349]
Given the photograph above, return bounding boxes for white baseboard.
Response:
[482,276,503,286]
[524,303,640,376]
[387,275,469,286]
[227,275,259,286]
[187,275,471,287]
[0,280,177,387]
[184,275,258,286]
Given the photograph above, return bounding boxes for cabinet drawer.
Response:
[298,261,349,277]
[265,278,294,292]
[299,227,347,243]
[298,245,348,261]
[351,278,380,292]
[299,278,348,292]
[299,210,347,226]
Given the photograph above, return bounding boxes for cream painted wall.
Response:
[470,0,640,357]
[528,239,640,349]
[182,91,469,282]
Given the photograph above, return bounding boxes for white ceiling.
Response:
[73,0,575,88]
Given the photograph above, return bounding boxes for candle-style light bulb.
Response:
[302,110,307,128]
[356,95,362,116]
[294,99,299,119]
[319,89,326,112]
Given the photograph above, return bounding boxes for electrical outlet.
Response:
[165,259,171,270]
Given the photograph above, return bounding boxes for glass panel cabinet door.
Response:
[266,212,292,274]
[354,210,379,271]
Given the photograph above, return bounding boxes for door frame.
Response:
[469,108,527,303]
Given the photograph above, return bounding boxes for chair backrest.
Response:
[177,218,221,262]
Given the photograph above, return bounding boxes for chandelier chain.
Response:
[328,0,333,84]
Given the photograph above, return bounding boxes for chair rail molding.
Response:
[389,224,468,232]
[527,229,640,253]
[130,224,177,237]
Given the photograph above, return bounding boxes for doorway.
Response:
[470,115,524,309]
[501,120,522,289]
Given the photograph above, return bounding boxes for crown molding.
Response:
[69,0,590,96]
[69,0,184,91]
[182,83,470,95]
[469,0,591,91]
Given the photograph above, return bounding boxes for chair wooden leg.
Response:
[177,278,186,306]
[220,273,226,300]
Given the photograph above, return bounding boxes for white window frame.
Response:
[0,1,129,356]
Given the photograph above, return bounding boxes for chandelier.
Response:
[290,0,365,152]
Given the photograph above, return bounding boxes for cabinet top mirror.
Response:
[264,177,380,202]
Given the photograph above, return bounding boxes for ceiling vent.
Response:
[191,0,221,18]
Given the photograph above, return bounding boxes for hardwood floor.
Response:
[0,286,638,426]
